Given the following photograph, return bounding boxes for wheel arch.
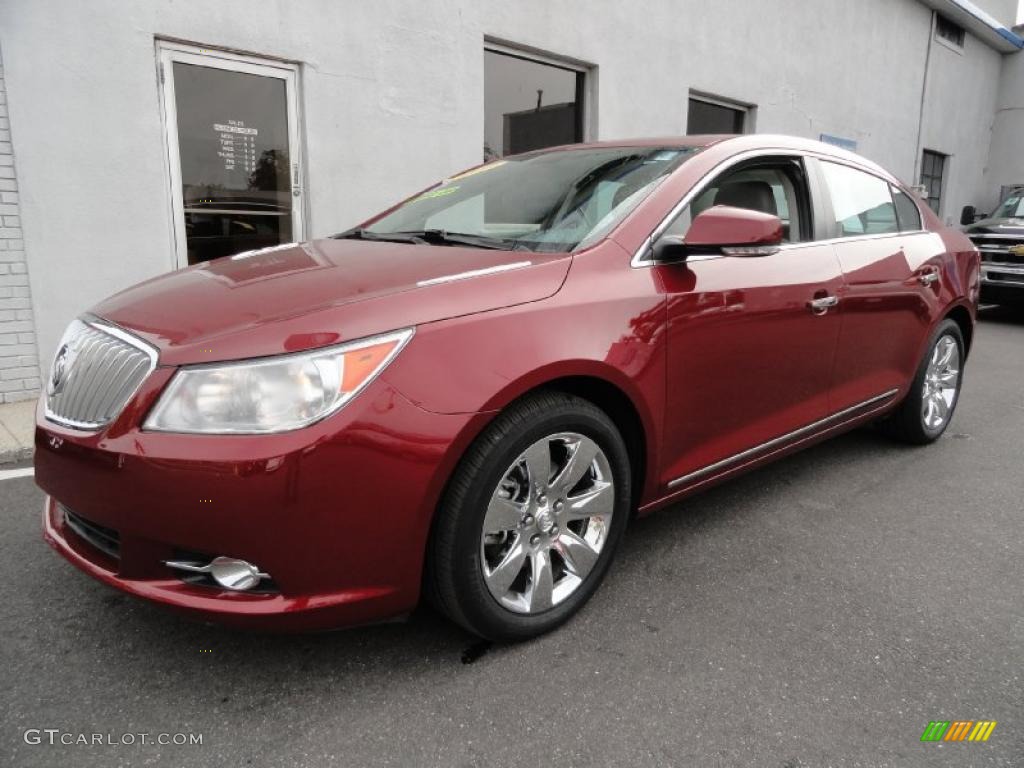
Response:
[434,363,659,521]
[419,368,656,611]
[943,302,974,358]
[533,375,649,511]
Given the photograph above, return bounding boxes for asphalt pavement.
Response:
[2,307,1022,767]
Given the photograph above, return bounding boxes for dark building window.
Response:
[484,49,585,160]
[687,96,747,135]
[920,150,948,215]
[936,14,965,47]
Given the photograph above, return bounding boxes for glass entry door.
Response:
[159,43,304,266]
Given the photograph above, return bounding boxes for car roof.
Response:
[528,134,899,185]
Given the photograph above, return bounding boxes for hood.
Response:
[965,217,1024,237]
[92,239,571,366]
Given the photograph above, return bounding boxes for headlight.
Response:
[144,328,413,434]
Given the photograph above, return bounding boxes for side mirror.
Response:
[651,205,784,262]
[960,205,976,226]
[650,234,689,262]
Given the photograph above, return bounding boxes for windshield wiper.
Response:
[390,229,521,250]
[336,227,519,250]
[332,227,421,244]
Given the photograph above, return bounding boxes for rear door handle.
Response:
[918,268,939,286]
[808,295,839,315]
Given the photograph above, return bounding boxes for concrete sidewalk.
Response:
[0,399,35,464]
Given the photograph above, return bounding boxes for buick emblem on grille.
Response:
[48,344,71,396]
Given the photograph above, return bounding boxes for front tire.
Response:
[427,391,631,642]
[881,319,965,444]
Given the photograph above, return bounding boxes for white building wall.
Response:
[0,43,42,403]
[986,43,1024,204]
[0,0,1016,372]
[919,19,1006,217]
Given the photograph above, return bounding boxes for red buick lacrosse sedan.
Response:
[37,135,979,641]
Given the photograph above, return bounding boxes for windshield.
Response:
[993,191,1024,220]
[361,146,698,252]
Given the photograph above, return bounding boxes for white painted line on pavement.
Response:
[0,466,34,481]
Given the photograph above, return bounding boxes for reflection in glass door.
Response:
[158,43,304,267]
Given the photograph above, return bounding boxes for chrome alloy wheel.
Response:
[921,334,961,431]
[480,432,615,614]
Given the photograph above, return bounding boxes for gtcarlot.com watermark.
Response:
[24,729,203,747]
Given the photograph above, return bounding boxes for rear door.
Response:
[816,160,941,410]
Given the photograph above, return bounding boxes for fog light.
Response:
[163,556,270,592]
[209,557,264,591]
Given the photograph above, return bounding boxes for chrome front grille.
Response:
[44,318,158,430]
[969,234,1024,265]
[978,251,1024,266]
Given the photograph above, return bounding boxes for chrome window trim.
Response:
[968,233,1024,240]
[43,317,159,432]
[631,148,927,268]
[665,388,900,490]
[654,230,933,265]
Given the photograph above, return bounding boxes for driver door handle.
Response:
[808,295,839,315]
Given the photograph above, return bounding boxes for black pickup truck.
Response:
[963,188,1024,307]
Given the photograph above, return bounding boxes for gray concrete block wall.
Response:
[0,43,41,403]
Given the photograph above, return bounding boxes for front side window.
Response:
[820,162,898,237]
[360,146,697,252]
[663,159,810,243]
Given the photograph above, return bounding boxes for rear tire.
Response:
[880,319,965,445]
[427,391,631,642]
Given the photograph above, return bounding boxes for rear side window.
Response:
[820,161,898,237]
[892,186,923,231]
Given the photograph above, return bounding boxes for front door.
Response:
[656,156,844,489]
[158,43,304,267]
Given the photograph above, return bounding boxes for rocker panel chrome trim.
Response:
[666,388,900,489]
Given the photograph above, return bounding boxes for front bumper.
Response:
[979,263,1024,305]
[979,257,1024,287]
[36,379,485,632]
